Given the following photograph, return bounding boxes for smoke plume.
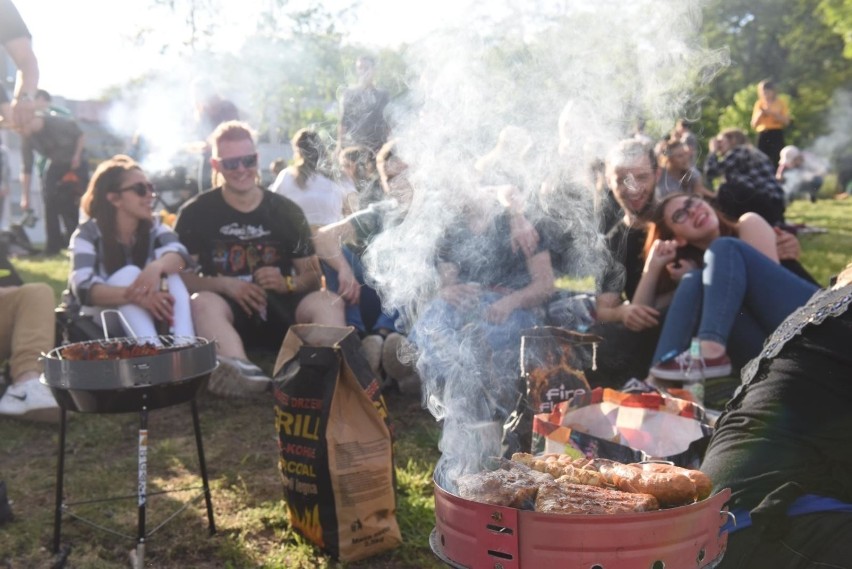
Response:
[363,0,726,484]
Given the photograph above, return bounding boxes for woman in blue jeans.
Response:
[635,193,819,381]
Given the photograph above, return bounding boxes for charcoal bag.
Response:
[502,326,598,456]
[272,325,401,561]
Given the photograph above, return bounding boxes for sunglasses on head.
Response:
[114,181,155,197]
[670,196,699,225]
[218,153,258,171]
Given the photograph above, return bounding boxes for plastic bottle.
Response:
[155,273,171,336]
[685,337,705,405]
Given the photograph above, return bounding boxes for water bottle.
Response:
[685,337,705,405]
[155,273,171,336]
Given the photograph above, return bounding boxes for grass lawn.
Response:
[1,197,850,568]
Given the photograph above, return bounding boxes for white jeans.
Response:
[83,266,195,339]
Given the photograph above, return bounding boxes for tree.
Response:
[698,0,852,147]
[818,0,852,57]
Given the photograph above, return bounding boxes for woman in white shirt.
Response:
[269,128,354,228]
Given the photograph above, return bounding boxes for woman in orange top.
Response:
[750,79,790,168]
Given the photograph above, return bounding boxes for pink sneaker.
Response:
[650,350,731,382]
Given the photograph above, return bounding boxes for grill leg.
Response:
[137,405,148,562]
[53,407,67,553]
[190,398,216,535]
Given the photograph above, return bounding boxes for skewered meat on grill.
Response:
[536,479,659,515]
[59,340,160,361]
[456,460,552,508]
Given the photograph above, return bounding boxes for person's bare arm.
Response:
[179,258,267,318]
[774,227,801,262]
[71,133,85,169]
[314,219,360,303]
[737,213,779,262]
[19,171,31,210]
[4,36,38,128]
[596,291,660,332]
[288,256,323,293]
[485,250,555,323]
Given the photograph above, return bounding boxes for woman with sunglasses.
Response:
[635,192,818,382]
[68,155,195,339]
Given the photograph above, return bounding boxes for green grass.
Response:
[1,198,850,568]
[784,198,852,286]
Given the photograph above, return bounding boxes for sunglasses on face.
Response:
[114,181,155,197]
[670,196,699,225]
[218,153,258,171]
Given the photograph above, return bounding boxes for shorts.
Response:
[227,291,308,352]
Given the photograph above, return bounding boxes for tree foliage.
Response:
[818,0,852,58]
[697,0,852,151]
[127,0,850,159]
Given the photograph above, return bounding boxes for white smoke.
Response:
[363,0,726,481]
[810,89,852,164]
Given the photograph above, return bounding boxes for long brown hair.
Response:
[643,192,738,295]
[80,155,152,275]
[291,128,327,189]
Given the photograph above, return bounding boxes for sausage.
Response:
[636,463,713,501]
[598,462,696,507]
[512,453,606,487]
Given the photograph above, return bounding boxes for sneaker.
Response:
[208,356,272,397]
[649,350,731,382]
[381,332,416,381]
[360,334,384,377]
[0,376,60,423]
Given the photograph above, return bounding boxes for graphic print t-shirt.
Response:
[175,187,314,281]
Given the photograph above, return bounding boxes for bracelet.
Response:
[285,275,296,293]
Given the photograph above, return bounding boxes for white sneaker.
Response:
[0,376,60,423]
[361,334,384,377]
[381,333,416,381]
[208,356,272,398]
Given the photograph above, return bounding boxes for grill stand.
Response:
[52,396,216,565]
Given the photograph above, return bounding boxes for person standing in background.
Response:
[17,110,88,255]
[191,79,240,194]
[750,80,790,169]
[337,56,391,155]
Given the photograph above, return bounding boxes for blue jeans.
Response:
[321,246,399,334]
[653,238,819,366]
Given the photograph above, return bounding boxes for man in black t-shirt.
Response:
[337,56,391,154]
[586,139,663,387]
[176,121,344,397]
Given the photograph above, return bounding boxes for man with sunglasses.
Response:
[175,121,344,397]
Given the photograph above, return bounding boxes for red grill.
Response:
[432,476,731,569]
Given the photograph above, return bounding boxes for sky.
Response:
[14,0,462,100]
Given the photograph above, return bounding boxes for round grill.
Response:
[42,335,217,413]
